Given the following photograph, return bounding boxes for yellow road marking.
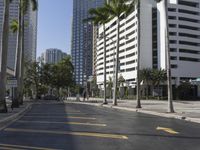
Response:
[4,128,128,140]
[156,126,179,134]
[0,143,60,150]
[23,116,96,120]
[17,120,106,127]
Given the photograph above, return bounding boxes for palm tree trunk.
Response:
[13,1,22,108]
[0,0,10,113]
[163,0,174,112]
[18,12,25,105]
[103,24,107,104]
[136,1,141,108]
[113,18,120,106]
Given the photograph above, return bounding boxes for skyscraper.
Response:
[71,0,104,85]
[0,0,38,70]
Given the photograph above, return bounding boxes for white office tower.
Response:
[157,0,200,84]
[0,0,38,70]
[95,0,200,88]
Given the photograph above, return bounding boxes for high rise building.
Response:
[92,26,98,76]
[95,0,200,88]
[0,0,38,70]
[71,0,105,85]
[42,48,67,64]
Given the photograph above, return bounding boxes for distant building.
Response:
[0,0,38,70]
[42,48,67,64]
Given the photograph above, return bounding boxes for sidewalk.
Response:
[65,97,200,124]
[0,101,32,130]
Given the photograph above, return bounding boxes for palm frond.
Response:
[10,19,19,33]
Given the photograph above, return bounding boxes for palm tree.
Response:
[150,69,167,99]
[135,0,174,110]
[135,0,141,108]
[155,0,174,112]
[11,0,38,105]
[104,0,135,105]
[0,0,12,113]
[85,5,111,104]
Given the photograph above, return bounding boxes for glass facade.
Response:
[71,0,104,85]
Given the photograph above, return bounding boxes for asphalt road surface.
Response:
[0,101,200,150]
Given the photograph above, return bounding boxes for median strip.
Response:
[4,128,128,140]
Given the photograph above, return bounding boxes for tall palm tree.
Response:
[135,0,141,108]
[134,0,174,110]
[86,5,111,104]
[104,0,135,105]
[11,0,38,105]
[0,0,12,113]
[155,0,174,112]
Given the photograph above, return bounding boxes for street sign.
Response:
[7,77,17,88]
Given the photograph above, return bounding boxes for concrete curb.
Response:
[64,101,200,124]
[0,103,32,129]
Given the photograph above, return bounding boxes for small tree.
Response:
[140,68,151,98]
[118,74,125,99]
[107,77,113,99]
[150,69,167,99]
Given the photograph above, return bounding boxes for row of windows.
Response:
[97,58,136,68]
[169,56,200,62]
[169,40,200,46]
[97,67,136,75]
[169,16,200,24]
[165,48,200,55]
[178,0,199,8]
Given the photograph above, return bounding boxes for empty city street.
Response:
[0,101,200,150]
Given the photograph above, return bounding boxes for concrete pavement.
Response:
[65,97,200,124]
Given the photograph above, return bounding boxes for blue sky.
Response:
[37,0,73,57]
